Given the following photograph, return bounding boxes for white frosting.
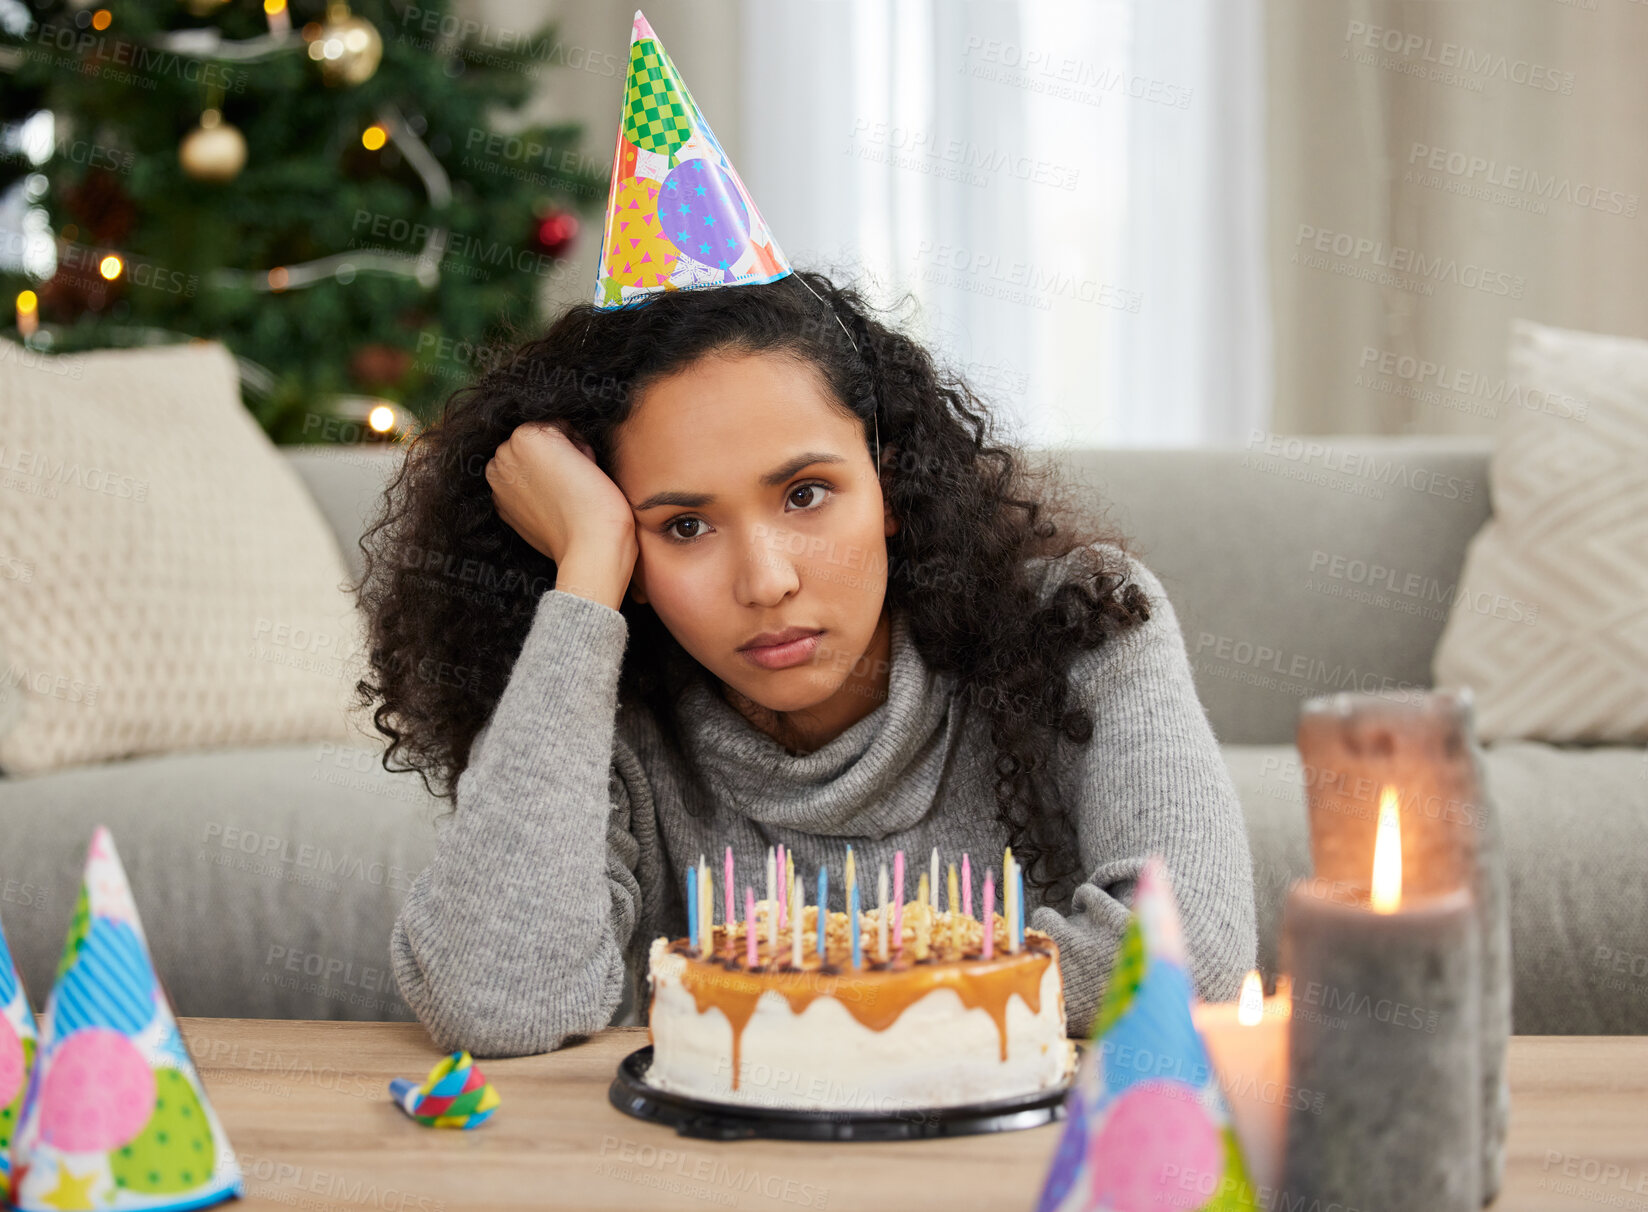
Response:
[644,936,1077,1113]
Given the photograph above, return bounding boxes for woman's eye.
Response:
[664,518,705,543]
[789,482,830,509]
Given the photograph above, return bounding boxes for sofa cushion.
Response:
[0,740,436,1022]
[1433,319,1648,744]
[1226,740,1648,1034]
[0,340,372,775]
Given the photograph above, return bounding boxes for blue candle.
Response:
[687,863,698,950]
[816,865,827,960]
[1016,871,1026,949]
[849,878,862,969]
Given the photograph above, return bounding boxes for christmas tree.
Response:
[0,0,606,441]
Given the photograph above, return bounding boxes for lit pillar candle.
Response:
[1290,689,1509,1204]
[963,853,972,919]
[892,850,905,953]
[877,863,889,961]
[1280,790,1481,1211]
[981,870,995,959]
[1192,970,1292,1195]
[745,886,758,970]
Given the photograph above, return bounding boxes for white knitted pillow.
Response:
[0,339,372,775]
[1431,319,1648,743]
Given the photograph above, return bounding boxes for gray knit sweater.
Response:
[389,548,1257,1059]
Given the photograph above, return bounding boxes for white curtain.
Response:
[741,0,1272,447]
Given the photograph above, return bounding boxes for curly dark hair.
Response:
[352,268,1152,905]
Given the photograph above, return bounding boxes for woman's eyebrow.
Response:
[632,452,847,511]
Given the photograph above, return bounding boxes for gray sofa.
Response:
[1,439,1642,1035]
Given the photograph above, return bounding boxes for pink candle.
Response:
[982,870,995,959]
[776,844,787,930]
[892,850,905,952]
[962,853,972,919]
[745,886,757,969]
[724,847,734,952]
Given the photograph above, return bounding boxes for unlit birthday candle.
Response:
[790,870,803,968]
[816,865,827,960]
[781,847,793,931]
[929,848,939,908]
[963,853,973,919]
[982,870,995,959]
[699,856,712,959]
[1004,856,1018,954]
[765,847,777,948]
[948,862,959,916]
[776,844,786,931]
[1008,864,1021,956]
[845,845,856,910]
[849,878,862,969]
[893,850,906,952]
[724,848,735,954]
[687,863,698,951]
[745,886,757,969]
[917,872,929,914]
[877,862,889,961]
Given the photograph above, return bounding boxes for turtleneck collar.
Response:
[671,605,966,838]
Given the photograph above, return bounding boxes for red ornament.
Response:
[349,343,413,390]
[531,210,579,259]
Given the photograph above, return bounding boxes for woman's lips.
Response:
[738,630,823,670]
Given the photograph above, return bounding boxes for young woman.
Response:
[357,269,1256,1058]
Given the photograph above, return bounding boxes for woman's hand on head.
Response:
[485,421,639,605]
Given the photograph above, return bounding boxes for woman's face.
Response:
[611,349,897,717]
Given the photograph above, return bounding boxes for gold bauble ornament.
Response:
[310,4,383,87]
[179,109,246,182]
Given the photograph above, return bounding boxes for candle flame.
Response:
[1371,786,1403,913]
[1237,969,1265,1026]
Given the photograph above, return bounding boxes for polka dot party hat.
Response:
[593,9,792,309]
[1032,857,1260,1212]
[10,826,242,1212]
[0,910,39,1206]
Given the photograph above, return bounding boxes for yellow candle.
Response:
[947,863,959,916]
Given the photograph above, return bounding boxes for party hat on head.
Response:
[0,910,39,1206]
[593,9,792,309]
[1033,857,1259,1212]
[11,827,242,1212]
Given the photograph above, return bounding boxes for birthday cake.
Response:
[644,899,1076,1114]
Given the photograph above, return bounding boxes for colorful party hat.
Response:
[388,1051,499,1129]
[1033,857,1260,1212]
[0,910,39,1206]
[592,9,792,309]
[10,827,242,1212]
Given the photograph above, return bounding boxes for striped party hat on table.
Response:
[1033,857,1260,1212]
[10,826,242,1212]
[592,9,791,308]
[0,909,39,1206]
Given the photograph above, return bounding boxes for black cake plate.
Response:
[609,1044,1083,1142]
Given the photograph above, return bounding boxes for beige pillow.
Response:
[0,338,371,775]
[1431,319,1648,744]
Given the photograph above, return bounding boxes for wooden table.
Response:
[180,1019,1648,1211]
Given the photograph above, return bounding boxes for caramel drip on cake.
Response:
[660,904,1056,1087]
